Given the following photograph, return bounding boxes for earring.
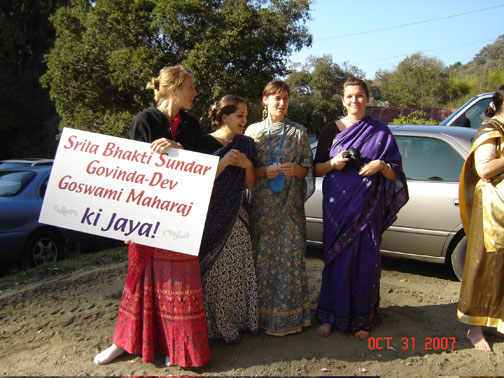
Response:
[262,106,268,120]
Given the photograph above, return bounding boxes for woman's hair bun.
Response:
[146,77,160,91]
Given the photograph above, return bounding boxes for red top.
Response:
[170,112,181,138]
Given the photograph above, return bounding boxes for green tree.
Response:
[445,35,504,102]
[286,55,359,136]
[486,66,504,90]
[378,53,450,107]
[41,0,312,137]
[465,36,504,94]
[0,0,68,159]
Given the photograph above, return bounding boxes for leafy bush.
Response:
[390,110,438,125]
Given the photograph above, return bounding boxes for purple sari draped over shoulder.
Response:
[317,116,408,334]
[322,116,408,264]
[199,134,254,272]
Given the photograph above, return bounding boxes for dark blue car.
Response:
[0,159,110,267]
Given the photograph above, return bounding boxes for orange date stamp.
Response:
[368,337,456,350]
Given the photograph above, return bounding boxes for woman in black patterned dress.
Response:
[198,95,258,344]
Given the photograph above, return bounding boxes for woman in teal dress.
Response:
[245,80,314,336]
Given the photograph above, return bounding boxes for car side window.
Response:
[451,97,491,128]
[40,177,49,198]
[396,136,464,182]
[0,171,35,196]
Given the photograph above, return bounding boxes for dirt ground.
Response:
[1,247,504,377]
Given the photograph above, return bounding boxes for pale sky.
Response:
[289,0,504,78]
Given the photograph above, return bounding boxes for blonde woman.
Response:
[94,65,209,368]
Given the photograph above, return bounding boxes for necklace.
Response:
[212,131,232,144]
[496,115,504,124]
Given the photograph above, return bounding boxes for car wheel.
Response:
[450,235,467,281]
[22,230,62,268]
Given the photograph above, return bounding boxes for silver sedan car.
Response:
[305,125,477,280]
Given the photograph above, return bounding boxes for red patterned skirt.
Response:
[113,246,210,367]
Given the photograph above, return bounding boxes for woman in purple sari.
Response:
[314,77,408,339]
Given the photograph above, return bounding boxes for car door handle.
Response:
[453,199,459,207]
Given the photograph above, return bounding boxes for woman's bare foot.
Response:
[93,344,126,365]
[165,356,172,367]
[317,323,332,337]
[353,329,370,340]
[467,326,492,352]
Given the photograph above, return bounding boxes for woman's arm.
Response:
[254,166,267,178]
[313,121,342,177]
[214,149,240,177]
[236,150,255,188]
[314,160,332,177]
[475,139,504,180]
[244,162,255,188]
[254,165,283,179]
[358,159,397,180]
[314,153,349,176]
[378,160,397,180]
[279,163,308,178]
[215,149,255,188]
[150,138,182,153]
[478,157,504,179]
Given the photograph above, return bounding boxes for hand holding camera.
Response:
[342,147,361,163]
[330,147,361,171]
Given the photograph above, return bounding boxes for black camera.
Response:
[342,147,361,162]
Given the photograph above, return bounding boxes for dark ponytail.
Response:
[484,90,504,118]
[208,95,247,131]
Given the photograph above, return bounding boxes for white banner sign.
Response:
[40,127,218,255]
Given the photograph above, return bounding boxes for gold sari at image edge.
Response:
[457,118,504,331]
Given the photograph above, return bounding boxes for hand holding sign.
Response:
[39,128,218,256]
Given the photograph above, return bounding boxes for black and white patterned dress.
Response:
[199,134,258,344]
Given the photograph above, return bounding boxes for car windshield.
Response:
[0,171,35,196]
[440,95,491,128]
[440,97,478,126]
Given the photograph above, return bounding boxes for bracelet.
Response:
[380,161,390,172]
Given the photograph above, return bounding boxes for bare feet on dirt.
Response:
[466,326,492,352]
[317,323,332,337]
[353,329,370,340]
